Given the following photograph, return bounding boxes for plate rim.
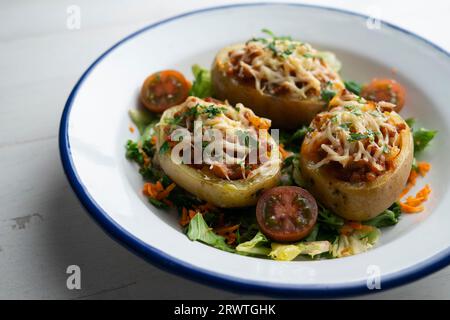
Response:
[58,2,450,297]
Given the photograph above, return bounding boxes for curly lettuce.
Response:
[331,226,380,258]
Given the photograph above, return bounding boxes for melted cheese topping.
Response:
[304,91,405,181]
[227,38,344,99]
[164,97,280,180]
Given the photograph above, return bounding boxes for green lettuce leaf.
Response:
[413,128,437,153]
[128,108,156,134]
[187,213,234,253]
[235,231,271,256]
[269,241,331,261]
[189,65,213,98]
[364,202,401,228]
[318,205,344,230]
[292,156,306,188]
[405,118,437,154]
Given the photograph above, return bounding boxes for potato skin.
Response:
[211,44,329,129]
[156,104,281,208]
[299,117,413,221]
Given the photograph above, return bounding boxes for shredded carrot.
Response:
[143,181,176,203]
[347,221,363,230]
[417,161,431,177]
[400,164,430,199]
[188,209,197,219]
[179,208,190,227]
[214,224,239,234]
[404,196,427,207]
[340,224,353,236]
[400,184,431,214]
[400,202,424,213]
[279,144,291,160]
[408,169,419,184]
[150,136,157,145]
[215,224,240,245]
[179,208,202,227]
[196,202,218,213]
[178,202,218,228]
[416,184,431,198]
[129,126,135,133]
[155,183,176,200]
[399,185,412,199]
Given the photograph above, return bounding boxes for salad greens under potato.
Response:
[126,31,437,261]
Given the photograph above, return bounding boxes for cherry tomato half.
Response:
[140,70,191,113]
[361,78,406,112]
[256,186,318,242]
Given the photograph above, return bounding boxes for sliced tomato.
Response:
[361,78,406,112]
[256,186,318,242]
[140,70,191,113]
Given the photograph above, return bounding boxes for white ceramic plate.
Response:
[59,3,450,297]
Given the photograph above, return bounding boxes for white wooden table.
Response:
[1,0,449,299]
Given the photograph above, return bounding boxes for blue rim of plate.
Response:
[59,2,450,297]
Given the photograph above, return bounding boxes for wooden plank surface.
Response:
[0,0,449,299]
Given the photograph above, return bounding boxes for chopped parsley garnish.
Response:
[202,104,226,118]
[321,89,336,104]
[261,28,292,41]
[159,141,170,154]
[344,105,362,116]
[261,28,276,37]
[344,80,362,95]
[185,104,200,117]
[331,115,338,124]
[251,29,296,58]
[339,122,351,130]
[347,130,376,142]
[166,115,182,125]
[348,132,369,142]
[366,129,376,142]
[281,43,297,57]
[267,41,278,56]
[356,96,365,103]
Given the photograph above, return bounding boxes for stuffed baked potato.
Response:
[299,91,413,221]
[156,96,281,208]
[212,37,344,129]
